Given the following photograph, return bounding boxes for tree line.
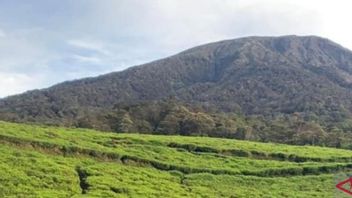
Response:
[71,99,352,149]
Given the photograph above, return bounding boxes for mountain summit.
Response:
[1,35,352,134]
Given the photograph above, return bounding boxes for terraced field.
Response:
[0,121,351,197]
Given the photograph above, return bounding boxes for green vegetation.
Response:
[3,36,352,149]
[11,99,351,149]
[0,121,351,197]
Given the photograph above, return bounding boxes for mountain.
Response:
[2,35,352,145]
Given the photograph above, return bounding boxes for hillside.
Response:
[0,121,352,197]
[2,35,352,144]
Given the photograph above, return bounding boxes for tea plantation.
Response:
[0,121,351,197]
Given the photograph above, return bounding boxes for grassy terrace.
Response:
[0,121,351,197]
[0,122,351,176]
[0,143,342,198]
[2,121,352,160]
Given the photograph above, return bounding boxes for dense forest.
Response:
[69,99,351,149]
[3,98,351,149]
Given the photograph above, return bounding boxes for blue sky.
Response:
[0,0,352,97]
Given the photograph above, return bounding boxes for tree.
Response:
[117,112,135,132]
[179,112,214,136]
[157,114,180,134]
[326,127,343,148]
[293,122,327,145]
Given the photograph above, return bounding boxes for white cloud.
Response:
[67,39,111,55]
[0,72,44,98]
[71,54,102,64]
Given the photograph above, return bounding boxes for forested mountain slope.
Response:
[2,35,352,145]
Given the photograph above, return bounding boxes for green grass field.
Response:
[0,121,351,197]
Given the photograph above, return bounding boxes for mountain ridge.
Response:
[2,35,352,112]
[2,35,352,145]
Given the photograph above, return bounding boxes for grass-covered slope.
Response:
[0,121,351,197]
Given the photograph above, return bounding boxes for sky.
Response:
[0,0,352,98]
